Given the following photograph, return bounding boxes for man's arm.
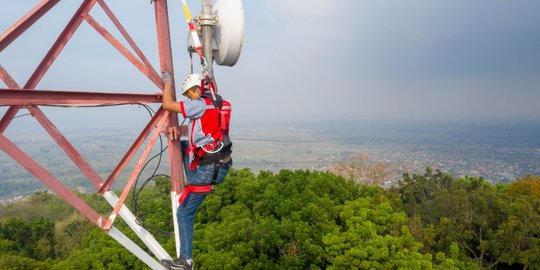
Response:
[161,73,182,113]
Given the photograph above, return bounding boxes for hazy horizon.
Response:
[2,119,540,200]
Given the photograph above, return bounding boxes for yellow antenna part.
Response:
[183,3,192,22]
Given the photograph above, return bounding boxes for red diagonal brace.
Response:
[96,0,162,88]
[102,110,169,230]
[0,0,98,133]
[0,65,19,88]
[0,67,106,190]
[0,0,60,52]
[84,15,161,89]
[0,65,22,133]
[0,134,106,227]
[29,106,105,190]
[98,108,166,193]
[25,0,98,90]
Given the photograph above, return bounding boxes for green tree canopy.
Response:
[194,169,438,269]
[395,169,540,269]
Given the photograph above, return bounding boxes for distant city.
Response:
[2,120,540,202]
[233,121,540,183]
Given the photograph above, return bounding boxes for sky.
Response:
[1,0,540,133]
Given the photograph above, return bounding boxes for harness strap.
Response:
[188,140,222,170]
[212,163,220,185]
[178,185,213,205]
[204,74,217,100]
[220,110,229,131]
[182,0,203,59]
[211,150,224,185]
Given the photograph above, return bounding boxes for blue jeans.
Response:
[177,141,231,259]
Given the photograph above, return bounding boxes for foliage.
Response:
[0,254,52,270]
[0,191,73,221]
[54,212,96,258]
[1,169,539,269]
[54,229,147,270]
[494,175,540,268]
[0,218,55,260]
[322,197,433,269]
[395,169,540,269]
[0,181,171,269]
[194,169,438,269]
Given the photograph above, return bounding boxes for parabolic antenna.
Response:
[188,0,244,67]
[212,0,244,66]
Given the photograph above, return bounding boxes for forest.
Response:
[0,168,539,269]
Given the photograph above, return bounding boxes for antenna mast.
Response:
[199,0,216,78]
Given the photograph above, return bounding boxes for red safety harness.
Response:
[180,84,232,205]
[178,185,213,205]
[186,95,222,170]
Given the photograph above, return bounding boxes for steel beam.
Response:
[96,0,162,88]
[103,111,169,230]
[154,0,184,194]
[0,0,60,52]
[84,15,161,89]
[108,226,166,270]
[1,64,106,191]
[1,0,184,266]
[0,66,22,133]
[29,106,105,189]
[1,69,120,191]
[154,0,185,257]
[103,191,172,261]
[0,89,161,106]
[1,0,98,133]
[99,108,166,193]
[25,0,98,90]
[0,134,105,227]
[0,65,19,89]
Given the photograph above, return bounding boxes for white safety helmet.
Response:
[181,73,204,95]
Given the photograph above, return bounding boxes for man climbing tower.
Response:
[160,72,233,270]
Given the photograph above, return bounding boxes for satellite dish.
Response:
[188,0,244,67]
[212,0,244,66]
